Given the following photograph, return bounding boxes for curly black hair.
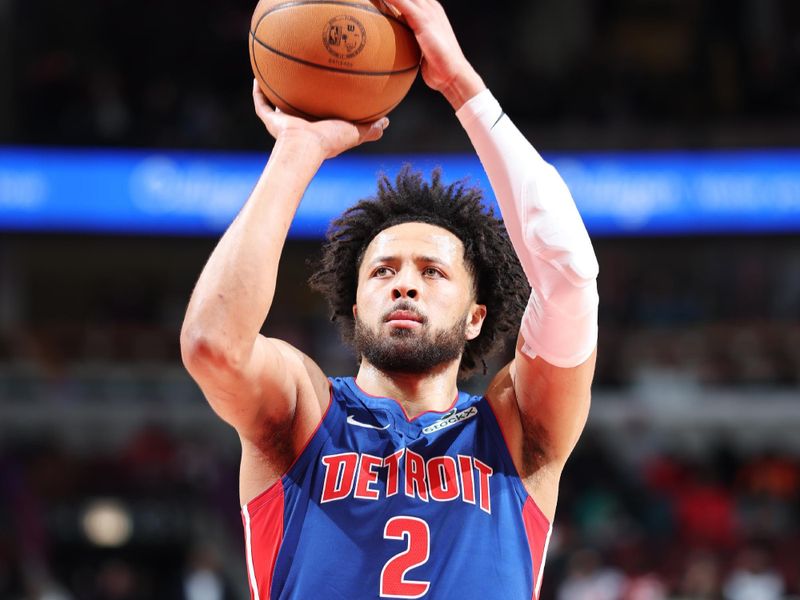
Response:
[308,166,530,379]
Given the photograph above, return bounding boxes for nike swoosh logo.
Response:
[347,415,390,430]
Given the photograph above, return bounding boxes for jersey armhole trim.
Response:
[242,382,335,515]
[522,497,553,600]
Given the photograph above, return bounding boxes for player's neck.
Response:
[355,360,460,419]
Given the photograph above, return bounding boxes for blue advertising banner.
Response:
[1,147,799,237]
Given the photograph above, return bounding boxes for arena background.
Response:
[1,1,799,598]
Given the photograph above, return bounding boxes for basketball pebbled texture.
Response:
[249,0,421,122]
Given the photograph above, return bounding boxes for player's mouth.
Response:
[385,310,424,329]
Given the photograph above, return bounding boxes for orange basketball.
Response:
[249,0,421,123]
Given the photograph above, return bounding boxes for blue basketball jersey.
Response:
[241,377,552,600]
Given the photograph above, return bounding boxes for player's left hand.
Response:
[381,0,485,109]
[253,80,389,159]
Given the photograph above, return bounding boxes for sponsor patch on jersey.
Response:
[422,406,478,435]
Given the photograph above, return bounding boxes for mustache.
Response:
[381,301,427,324]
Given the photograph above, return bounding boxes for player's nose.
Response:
[391,269,419,300]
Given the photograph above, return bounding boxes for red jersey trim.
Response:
[242,484,285,600]
[522,497,553,600]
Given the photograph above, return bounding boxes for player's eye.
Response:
[373,266,393,277]
[423,267,443,278]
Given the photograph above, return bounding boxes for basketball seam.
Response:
[250,32,419,77]
[251,29,319,120]
[256,0,414,33]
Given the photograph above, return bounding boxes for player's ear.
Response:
[352,304,358,319]
[465,304,487,341]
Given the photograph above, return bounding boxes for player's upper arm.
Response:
[511,333,596,472]
[181,331,329,443]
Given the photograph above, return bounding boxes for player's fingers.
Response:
[252,79,275,115]
[357,118,390,144]
[379,0,402,18]
[254,81,286,138]
[380,0,421,22]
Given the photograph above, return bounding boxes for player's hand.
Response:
[252,80,389,160]
[381,0,485,110]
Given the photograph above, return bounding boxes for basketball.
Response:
[249,0,421,123]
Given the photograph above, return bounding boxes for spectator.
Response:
[723,546,785,600]
[672,552,723,600]
[674,467,738,549]
[557,549,626,600]
[179,545,235,600]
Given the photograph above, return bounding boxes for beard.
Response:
[353,308,468,374]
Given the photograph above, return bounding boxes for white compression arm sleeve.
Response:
[457,89,599,368]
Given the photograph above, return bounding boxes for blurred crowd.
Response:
[594,238,800,390]
[549,435,800,599]
[3,0,799,151]
[0,426,244,599]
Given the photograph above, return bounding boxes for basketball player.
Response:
[181,0,598,598]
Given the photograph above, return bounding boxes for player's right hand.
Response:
[380,0,485,110]
[252,80,389,160]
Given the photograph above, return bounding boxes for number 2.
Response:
[380,516,431,598]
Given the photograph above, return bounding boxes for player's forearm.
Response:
[181,135,324,364]
[457,91,599,368]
